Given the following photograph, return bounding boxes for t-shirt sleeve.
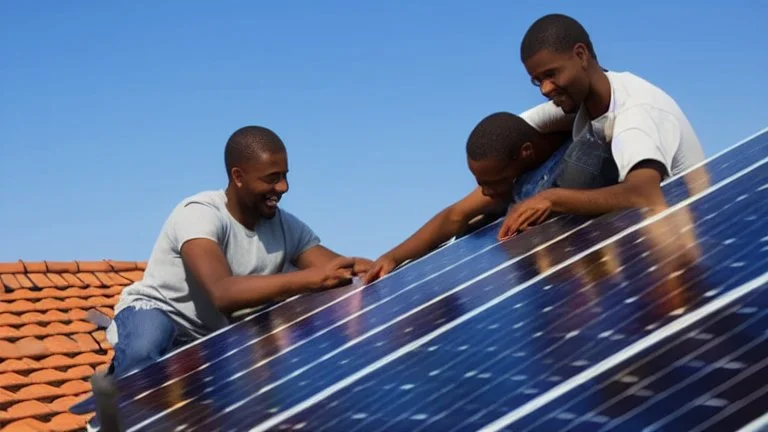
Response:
[281,210,321,261]
[611,106,680,182]
[170,202,227,250]
[519,101,575,133]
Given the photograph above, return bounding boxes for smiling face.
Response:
[230,149,289,220]
[524,44,591,114]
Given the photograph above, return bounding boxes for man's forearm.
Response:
[213,270,318,314]
[385,210,465,264]
[541,183,664,216]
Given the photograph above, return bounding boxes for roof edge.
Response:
[0,260,147,274]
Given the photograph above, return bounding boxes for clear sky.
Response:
[1,1,766,263]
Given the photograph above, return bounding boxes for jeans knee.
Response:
[110,306,178,376]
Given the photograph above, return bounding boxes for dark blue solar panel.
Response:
[509,280,768,432]
[111,146,748,430]
[70,130,768,430]
[229,159,768,431]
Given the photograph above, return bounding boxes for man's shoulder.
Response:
[176,189,227,210]
[274,207,313,231]
[161,189,230,236]
[609,71,682,114]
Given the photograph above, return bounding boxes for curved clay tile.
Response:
[26,274,55,289]
[44,261,79,273]
[0,262,25,274]
[75,261,113,273]
[20,261,47,273]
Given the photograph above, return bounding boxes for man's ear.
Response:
[520,142,535,160]
[231,167,245,187]
[573,43,589,69]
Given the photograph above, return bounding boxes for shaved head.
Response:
[466,112,540,162]
[520,14,597,63]
[224,126,286,179]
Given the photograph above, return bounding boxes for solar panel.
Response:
[71,128,768,431]
[186,141,768,432]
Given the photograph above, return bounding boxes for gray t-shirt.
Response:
[112,190,320,339]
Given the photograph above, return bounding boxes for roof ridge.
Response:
[0,260,147,275]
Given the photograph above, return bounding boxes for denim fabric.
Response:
[554,120,619,190]
[109,306,190,377]
[85,307,191,430]
[512,138,571,203]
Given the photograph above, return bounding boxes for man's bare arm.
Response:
[363,187,501,283]
[294,245,372,276]
[541,161,667,215]
[181,239,354,314]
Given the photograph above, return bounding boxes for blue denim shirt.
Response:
[512,138,572,203]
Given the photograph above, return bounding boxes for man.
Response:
[363,112,569,283]
[85,125,371,430]
[498,13,705,238]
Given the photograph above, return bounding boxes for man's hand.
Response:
[361,254,399,284]
[497,193,554,240]
[306,256,356,291]
[352,257,374,276]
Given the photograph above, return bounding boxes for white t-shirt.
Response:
[520,71,705,182]
[112,190,321,339]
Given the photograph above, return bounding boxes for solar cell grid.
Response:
[119,159,732,430]
[520,283,768,432]
[254,156,768,432]
[69,129,768,431]
[94,128,767,406]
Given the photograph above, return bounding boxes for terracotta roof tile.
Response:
[21,262,47,274]
[105,261,137,272]
[0,342,19,359]
[73,273,101,287]
[44,262,79,274]
[0,327,22,339]
[118,270,144,282]
[0,315,22,326]
[75,262,112,273]
[14,275,35,290]
[45,274,69,289]
[0,260,141,431]
[1,400,52,421]
[0,359,40,374]
[59,274,85,288]
[0,372,28,387]
[1,275,20,290]
[0,262,25,274]
[16,337,49,359]
[26,274,55,289]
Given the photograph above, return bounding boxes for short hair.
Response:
[224,126,286,178]
[466,112,540,162]
[520,14,597,63]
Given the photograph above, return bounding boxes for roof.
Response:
[0,260,145,432]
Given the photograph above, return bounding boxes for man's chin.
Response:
[257,204,279,219]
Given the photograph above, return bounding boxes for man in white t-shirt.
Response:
[497,13,705,239]
[80,125,372,431]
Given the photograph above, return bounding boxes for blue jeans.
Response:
[72,307,192,425]
[108,306,191,377]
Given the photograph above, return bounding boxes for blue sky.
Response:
[1,1,766,262]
